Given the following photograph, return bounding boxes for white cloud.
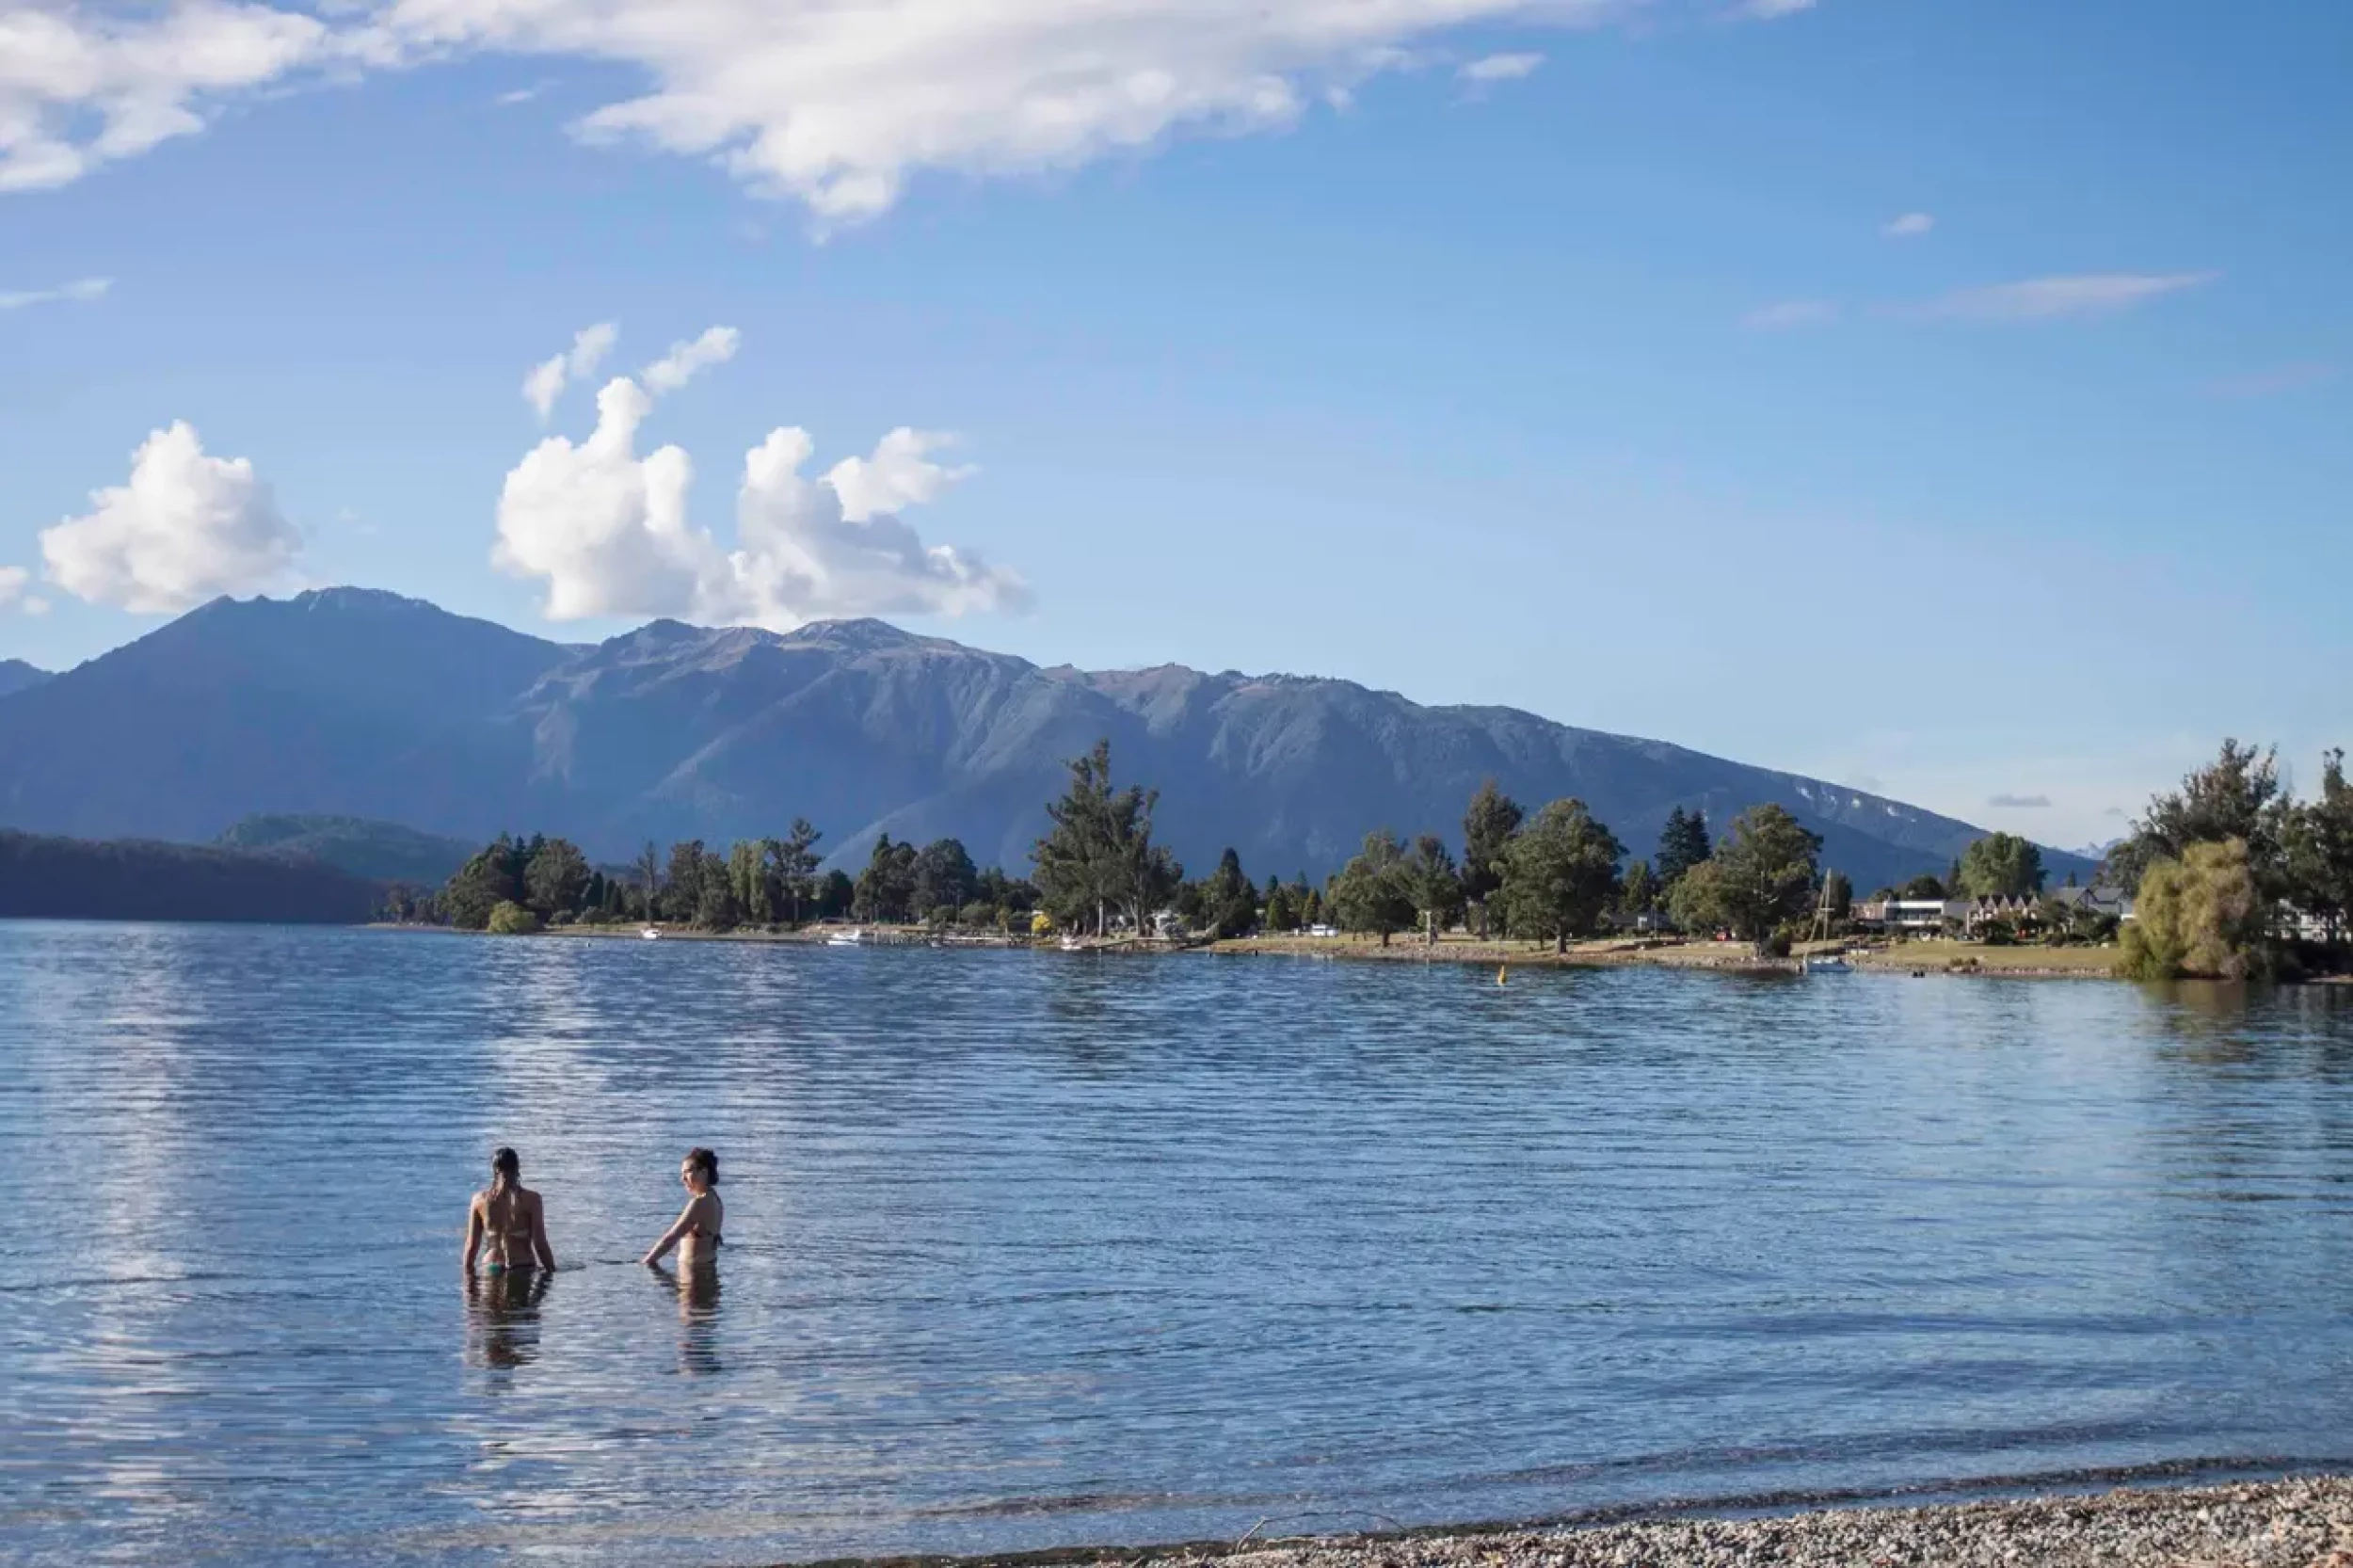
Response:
[0,3,340,192]
[0,276,111,310]
[493,373,1027,630]
[1459,53,1545,83]
[0,565,25,605]
[641,326,741,394]
[40,422,302,613]
[731,427,1030,624]
[1742,298,1838,330]
[1733,0,1817,17]
[5,3,1815,218]
[522,321,618,421]
[1988,792,2053,809]
[1881,211,1934,239]
[1907,272,2218,323]
[494,377,715,619]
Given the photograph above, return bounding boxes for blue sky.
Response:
[1,0,2346,851]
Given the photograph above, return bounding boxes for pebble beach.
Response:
[991,1480,2353,1568]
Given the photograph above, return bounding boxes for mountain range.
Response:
[0,588,2088,891]
[0,659,50,699]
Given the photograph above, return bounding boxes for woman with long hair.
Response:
[642,1147,722,1269]
[464,1146,556,1274]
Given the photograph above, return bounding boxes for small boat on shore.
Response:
[639,927,661,940]
[825,929,865,947]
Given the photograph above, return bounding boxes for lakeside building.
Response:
[1849,898,1969,934]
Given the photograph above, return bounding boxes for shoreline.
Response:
[1205,933,2126,980]
[366,920,2345,984]
[770,1475,2353,1568]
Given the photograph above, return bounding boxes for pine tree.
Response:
[1461,779,1525,938]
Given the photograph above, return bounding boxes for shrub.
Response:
[2117,839,2264,981]
[487,900,542,936]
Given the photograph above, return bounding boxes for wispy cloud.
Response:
[1988,792,2052,809]
[642,326,742,394]
[0,277,111,312]
[1733,0,1817,17]
[1903,271,2217,324]
[496,86,544,106]
[522,322,619,422]
[1881,212,1934,239]
[1458,52,1545,83]
[1742,298,1839,331]
[2209,362,2339,399]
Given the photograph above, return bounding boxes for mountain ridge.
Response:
[0,659,50,698]
[0,588,2089,890]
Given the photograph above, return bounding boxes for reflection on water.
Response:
[655,1262,725,1378]
[3,923,2352,1567]
[466,1269,553,1375]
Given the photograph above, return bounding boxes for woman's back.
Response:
[474,1184,542,1269]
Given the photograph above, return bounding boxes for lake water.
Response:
[5,925,2353,1567]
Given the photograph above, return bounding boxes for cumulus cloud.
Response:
[0,276,111,310]
[40,422,302,613]
[1742,298,1838,330]
[641,326,741,394]
[1881,212,1934,239]
[0,565,25,604]
[493,372,1028,630]
[1987,792,2052,809]
[1906,272,2218,323]
[522,321,618,421]
[1459,53,1545,83]
[6,3,1815,218]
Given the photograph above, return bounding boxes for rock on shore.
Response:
[1138,1480,2353,1568]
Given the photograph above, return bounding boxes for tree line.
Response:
[427,733,2353,970]
[1025,743,1834,955]
[2102,741,2353,980]
[398,816,1054,935]
[401,737,1848,952]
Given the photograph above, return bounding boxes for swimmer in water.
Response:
[464,1146,556,1275]
[642,1146,723,1270]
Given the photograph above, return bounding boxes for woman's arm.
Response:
[462,1196,484,1272]
[642,1199,699,1266]
[531,1192,556,1271]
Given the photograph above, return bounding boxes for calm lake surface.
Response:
[5,924,2353,1566]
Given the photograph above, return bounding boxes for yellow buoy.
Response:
[1497,965,1508,986]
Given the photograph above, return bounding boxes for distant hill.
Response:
[0,587,2093,892]
[0,659,50,699]
[0,829,384,923]
[217,813,478,885]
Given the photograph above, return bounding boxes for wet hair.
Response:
[490,1146,520,1187]
[683,1147,719,1186]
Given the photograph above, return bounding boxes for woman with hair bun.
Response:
[642,1147,723,1270]
[464,1146,555,1274]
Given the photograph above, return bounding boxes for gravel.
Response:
[1128,1480,2353,1568]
